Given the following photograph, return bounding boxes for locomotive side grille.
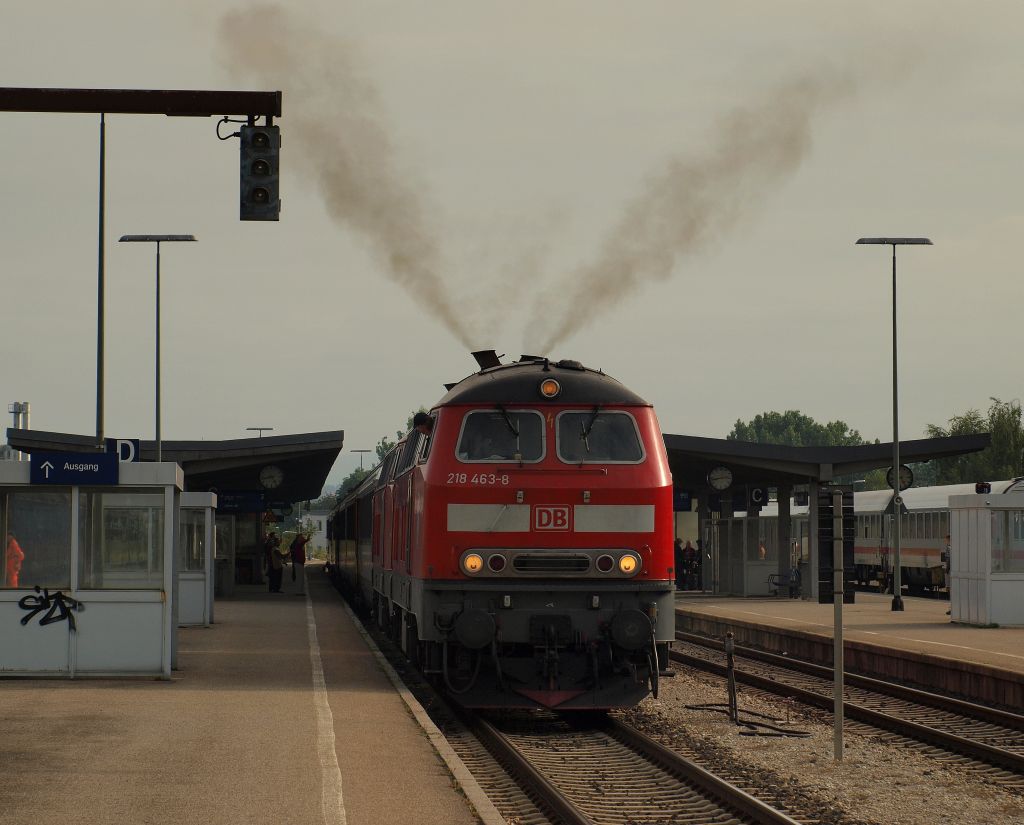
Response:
[512,554,591,573]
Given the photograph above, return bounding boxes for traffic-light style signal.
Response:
[240,124,280,221]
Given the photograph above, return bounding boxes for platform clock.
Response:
[707,465,733,491]
[259,464,284,490]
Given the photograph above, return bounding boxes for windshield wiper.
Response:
[496,405,519,437]
[580,406,601,454]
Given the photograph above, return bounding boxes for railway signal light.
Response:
[239,124,280,221]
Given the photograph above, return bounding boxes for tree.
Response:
[925,398,1024,485]
[727,411,868,447]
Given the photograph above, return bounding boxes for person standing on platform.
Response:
[264,530,283,593]
[5,532,25,588]
[290,531,310,596]
[683,540,698,590]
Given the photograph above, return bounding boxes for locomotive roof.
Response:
[436,358,650,407]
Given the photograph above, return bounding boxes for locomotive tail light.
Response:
[487,553,507,572]
[539,378,561,398]
[618,553,640,575]
[502,594,513,609]
[596,554,615,573]
[589,595,600,610]
[462,553,484,574]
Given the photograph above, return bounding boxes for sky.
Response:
[2,2,1022,490]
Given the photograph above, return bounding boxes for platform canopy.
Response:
[663,432,991,491]
[5,428,343,503]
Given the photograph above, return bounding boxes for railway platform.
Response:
[674,591,1024,709]
[0,563,493,825]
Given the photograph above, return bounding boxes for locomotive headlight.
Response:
[618,553,639,575]
[539,378,561,398]
[462,553,484,574]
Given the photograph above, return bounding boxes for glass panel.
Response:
[78,489,165,590]
[180,509,205,572]
[1005,511,1024,573]
[557,411,643,463]
[457,410,544,462]
[991,511,1006,573]
[215,514,234,559]
[1,488,72,589]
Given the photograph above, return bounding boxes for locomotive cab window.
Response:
[456,409,544,462]
[556,410,644,464]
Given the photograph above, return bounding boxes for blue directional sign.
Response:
[30,452,119,485]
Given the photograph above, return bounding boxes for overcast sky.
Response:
[3,2,1021,488]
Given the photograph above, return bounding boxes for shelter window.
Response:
[556,410,644,464]
[993,511,1024,573]
[456,410,544,463]
[1,488,72,589]
[78,490,165,590]
[180,509,206,572]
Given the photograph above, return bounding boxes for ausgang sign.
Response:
[30,452,119,485]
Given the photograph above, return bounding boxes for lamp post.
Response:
[856,236,932,611]
[247,427,274,438]
[352,449,371,470]
[118,234,197,462]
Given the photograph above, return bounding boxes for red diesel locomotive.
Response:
[328,353,674,709]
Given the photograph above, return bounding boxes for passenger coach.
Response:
[329,354,675,709]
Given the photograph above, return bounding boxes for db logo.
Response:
[534,505,570,531]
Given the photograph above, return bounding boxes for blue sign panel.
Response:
[749,487,769,509]
[673,489,693,512]
[216,491,265,513]
[30,452,119,485]
[105,438,141,463]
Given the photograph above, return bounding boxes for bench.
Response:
[768,572,800,598]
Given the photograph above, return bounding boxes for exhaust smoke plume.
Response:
[217,4,476,347]
[524,69,857,353]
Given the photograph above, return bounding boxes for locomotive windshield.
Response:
[557,410,644,463]
[457,409,544,462]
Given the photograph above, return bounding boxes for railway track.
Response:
[673,631,1024,787]
[363,614,815,824]
[469,710,808,825]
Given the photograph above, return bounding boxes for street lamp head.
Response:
[856,238,932,246]
[119,235,197,243]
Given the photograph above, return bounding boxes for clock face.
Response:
[886,464,914,492]
[707,465,733,491]
[259,464,284,490]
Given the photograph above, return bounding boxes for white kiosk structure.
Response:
[178,492,216,627]
[949,492,1024,626]
[0,460,182,677]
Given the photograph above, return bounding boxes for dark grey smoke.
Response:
[217,4,476,347]
[524,69,857,352]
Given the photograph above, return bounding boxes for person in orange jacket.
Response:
[5,532,25,588]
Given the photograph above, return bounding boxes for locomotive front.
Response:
[413,357,674,709]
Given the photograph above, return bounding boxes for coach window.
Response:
[556,410,644,464]
[456,409,544,462]
[418,413,438,462]
[396,434,421,476]
[376,451,399,488]
[0,488,72,589]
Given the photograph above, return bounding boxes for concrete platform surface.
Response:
[675,592,1024,676]
[0,566,481,825]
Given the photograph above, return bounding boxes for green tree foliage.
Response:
[925,398,1024,485]
[727,411,868,447]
